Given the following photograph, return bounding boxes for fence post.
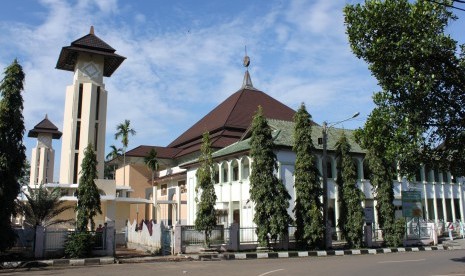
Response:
[34,226,45,259]
[105,221,116,256]
[174,225,182,254]
[229,223,239,251]
[364,224,373,248]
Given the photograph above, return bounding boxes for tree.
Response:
[76,144,102,231]
[17,184,73,228]
[0,59,26,252]
[144,148,158,221]
[354,107,399,246]
[335,132,365,248]
[249,106,291,247]
[105,145,122,179]
[115,119,136,184]
[344,0,465,176]
[292,103,323,249]
[194,132,217,248]
[144,148,158,188]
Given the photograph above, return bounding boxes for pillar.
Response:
[433,183,439,222]
[459,182,464,221]
[442,183,448,221]
[450,182,456,222]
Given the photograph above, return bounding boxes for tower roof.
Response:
[28,115,62,139]
[56,26,126,77]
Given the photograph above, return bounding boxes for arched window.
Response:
[213,164,220,184]
[232,160,239,181]
[353,158,360,179]
[242,158,250,180]
[222,162,229,183]
[362,159,371,180]
[326,159,333,179]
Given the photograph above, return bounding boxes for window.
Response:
[326,160,333,179]
[94,123,98,151]
[434,168,440,183]
[232,160,239,181]
[179,180,187,193]
[363,159,371,180]
[161,184,167,196]
[75,121,81,150]
[415,167,422,182]
[77,84,83,119]
[73,153,79,184]
[442,172,448,183]
[242,159,250,180]
[222,163,229,183]
[95,86,100,120]
[213,165,219,184]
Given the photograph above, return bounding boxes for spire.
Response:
[90,25,95,35]
[241,46,254,89]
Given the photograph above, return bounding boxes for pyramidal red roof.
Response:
[56,26,126,77]
[28,115,62,139]
[168,86,296,150]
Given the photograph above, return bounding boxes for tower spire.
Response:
[242,46,254,89]
[90,25,94,35]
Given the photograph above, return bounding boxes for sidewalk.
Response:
[2,238,464,270]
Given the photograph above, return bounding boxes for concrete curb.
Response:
[194,245,450,261]
[1,244,459,268]
[0,256,115,269]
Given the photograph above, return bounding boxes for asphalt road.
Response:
[3,250,465,276]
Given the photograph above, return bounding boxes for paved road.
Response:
[3,250,465,276]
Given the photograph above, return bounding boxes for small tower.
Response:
[56,26,126,184]
[28,115,62,185]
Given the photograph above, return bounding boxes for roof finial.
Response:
[90,25,95,35]
[45,114,48,119]
[243,46,250,68]
[242,46,254,89]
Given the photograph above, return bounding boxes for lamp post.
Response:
[322,112,360,249]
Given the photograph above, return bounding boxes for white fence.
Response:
[126,220,164,252]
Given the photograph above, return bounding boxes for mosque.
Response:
[28,27,465,234]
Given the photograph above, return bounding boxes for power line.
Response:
[426,0,465,12]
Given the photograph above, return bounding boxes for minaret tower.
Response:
[56,26,126,184]
[28,115,62,185]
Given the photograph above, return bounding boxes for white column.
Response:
[423,182,429,220]
[374,199,379,231]
[459,182,464,221]
[442,183,448,221]
[335,183,340,240]
[177,186,181,224]
[451,183,456,222]
[433,183,438,223]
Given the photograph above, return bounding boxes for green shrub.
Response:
[385,218,406,247]
[64,232,94,258]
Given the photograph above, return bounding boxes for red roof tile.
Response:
[28,116,62,139]
[167,87,296,149]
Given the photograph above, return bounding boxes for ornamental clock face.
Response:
[38,135,52,146]
[82,62,101,78]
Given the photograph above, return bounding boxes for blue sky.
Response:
[0,0,464,179]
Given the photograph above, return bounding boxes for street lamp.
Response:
[322,112,360,249]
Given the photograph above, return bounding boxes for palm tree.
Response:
[114,119,136,185]
[106,145,122,180]
[17,184,73,229]
[144,148,158,220]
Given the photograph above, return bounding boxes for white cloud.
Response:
[0,0,397,180]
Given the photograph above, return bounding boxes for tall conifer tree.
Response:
[194,132,217,248]
[336,132,364,248]
[293,103,323,248]
[0,59,26,251]
[250,106,291,247]
[76,144,102,231]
